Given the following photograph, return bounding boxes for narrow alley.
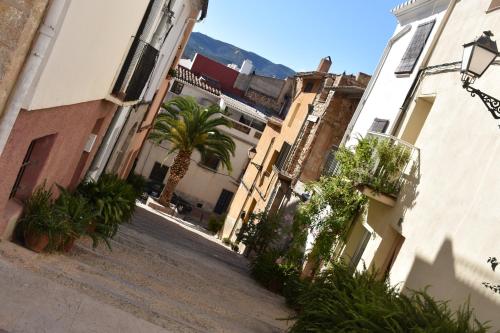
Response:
[0,207,292,333]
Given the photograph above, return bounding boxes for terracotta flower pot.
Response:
[62,237,76,253]
[25,232,49,253]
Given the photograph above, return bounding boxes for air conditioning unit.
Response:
[83,134,98,152]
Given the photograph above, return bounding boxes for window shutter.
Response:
[275,142,291,171]
[488,0,500,11]
[395,20,435,75]
[369,118,390,133]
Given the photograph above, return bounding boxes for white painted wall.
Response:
[343,0,500,327]
[25,0,150,110]
[344,0,449,147]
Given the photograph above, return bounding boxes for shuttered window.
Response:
[369,118,390,134]
[488,0,500,11]
[395,20,435,75]
[213,189,234,214]
[275,142,291,171]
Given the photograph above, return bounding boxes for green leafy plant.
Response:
[207,215,225,234]
[53,186,95,250]
[126,173,147,199]
[77,174,136,249]
[17,185,69,252]
[289,262,492,333]
[236,212,281,257]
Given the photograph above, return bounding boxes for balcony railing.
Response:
[221,114,263,139]
[112,36,159,102]
[359,132,419,198]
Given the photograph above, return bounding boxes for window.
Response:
[395,20,435,75]
[213,189,234,214]
[488,0,500,11]
[275,142,291,171]
[369,118,390,133]
[322,145,339,175]
[201,154,220,171]
[250,119,266,132]
[171,81,184,94]
[10,134,57,201]
[304,81,314,93]
[149,162,168,183]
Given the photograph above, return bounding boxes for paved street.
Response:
[0,206,292,333]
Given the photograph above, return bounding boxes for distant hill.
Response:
[183,32,296,79]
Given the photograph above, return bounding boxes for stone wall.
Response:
[244,88,283,112]
[0,0,49,116]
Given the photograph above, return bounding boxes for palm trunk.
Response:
[159,150,191,207]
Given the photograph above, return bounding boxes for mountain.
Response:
[183,32,296,79]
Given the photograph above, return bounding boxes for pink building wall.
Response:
[0,100,116,237]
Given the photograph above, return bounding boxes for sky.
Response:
[194,0,405,75]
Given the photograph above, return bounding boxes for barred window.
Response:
[322,146,339,176]
[171,81,184,94]
[395,20,435,75]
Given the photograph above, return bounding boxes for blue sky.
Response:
[194,0,405,75]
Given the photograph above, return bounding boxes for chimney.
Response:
[240,59,254,75]
[317,56,332,73]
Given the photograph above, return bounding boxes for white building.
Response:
[87,0,208,181]
[136,65,267,214]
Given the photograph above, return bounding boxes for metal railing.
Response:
[112,36,159,102]
[361,132,420,196]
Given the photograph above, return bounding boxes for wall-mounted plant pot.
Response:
[24,232,49,253]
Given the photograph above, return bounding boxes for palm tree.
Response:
[149,96,236,207]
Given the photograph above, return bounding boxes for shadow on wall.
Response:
[402,238,500,328]
[394,153,420,231]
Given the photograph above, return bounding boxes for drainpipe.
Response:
[390,0,458,136]
[0,0,70,158]
[340,24,411,146]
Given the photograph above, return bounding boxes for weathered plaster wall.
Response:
[0,0,48,116]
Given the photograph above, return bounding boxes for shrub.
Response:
[53,186,95,247]
[207,215,225,234]
[77,174,136,248]
[289,263,492,333]
[126,173,147,199]
[237,212,281,257]
[222,237,231,245]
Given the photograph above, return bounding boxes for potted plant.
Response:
[167,68,177,79]
[18,185,68,253]
[77,174,137,249]
[53,187,95,252]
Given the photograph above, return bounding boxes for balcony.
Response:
[112,36,159,102]
[354,132,419,207]
[221,114,263,143]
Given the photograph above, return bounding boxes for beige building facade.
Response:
[339,0,500,327]
[135,65,267,214]
[221,58,369,243]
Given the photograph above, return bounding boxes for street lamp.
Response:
[247,147,262,170]
[461,31,500,119]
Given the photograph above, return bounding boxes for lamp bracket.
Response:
[462,81,500,120]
